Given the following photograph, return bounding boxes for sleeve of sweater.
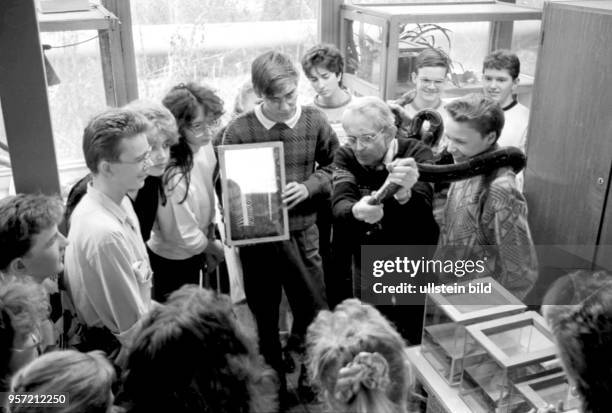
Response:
[401,140,434,209]
[482,177,538,300]
[302,111,340,197]
[331,147,362,224]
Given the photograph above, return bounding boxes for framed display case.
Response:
[339,1,542,100]
[460,311,558,413]
[514,371,580,412]
[421,277,526,385]
[218,142,289,246]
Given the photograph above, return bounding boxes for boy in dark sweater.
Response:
[222,51,339,402]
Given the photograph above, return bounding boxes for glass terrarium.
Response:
[460,311,558,413]
[339,1,542,100]
[421,277,526,385]
[514,371,581,412]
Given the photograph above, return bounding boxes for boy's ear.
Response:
[484,131,497,146]
[411,72,417,83]
[8,257,27,276]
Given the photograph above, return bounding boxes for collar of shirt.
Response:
[86,182,134,228]
[254,103,302,130]
[367,138,399,171]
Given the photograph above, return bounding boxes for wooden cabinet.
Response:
[525,1,612,279]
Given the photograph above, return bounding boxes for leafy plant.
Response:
[398,23,477,87]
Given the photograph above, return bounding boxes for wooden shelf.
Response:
[38,3,118,32]
[344,2,542,22]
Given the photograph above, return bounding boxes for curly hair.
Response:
[301,43,345,85]
[307,299,410,413]
[162,83,224,204]
[543,270,612,413]
[9,350,115,413]
[121,286,277,413]
[0,278,50,390]
[0,194,64,271]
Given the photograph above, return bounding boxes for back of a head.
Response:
[251,51,298,98]
[543,270,612,413]
[82,108,151,175]
[0,279,50,388]
[122,286,276,413]
[444,93,505,141]
[307,299,409,413]
[415,48,451,75]
[0,194,64,273]
[9,350,115,413]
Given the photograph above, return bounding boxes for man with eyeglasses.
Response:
[331,96,439,344]
[64,108,155,359]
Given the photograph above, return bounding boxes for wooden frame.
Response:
[38,2,138,107]
[427,277,526,324]
[465,311,557,369]
[339,1,542,99]
[514,372,580,412]
[218,142,290,246]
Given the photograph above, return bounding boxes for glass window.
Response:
[130,0,319,117]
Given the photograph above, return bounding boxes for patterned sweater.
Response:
[222,106,339,232]
[435,154,538,300]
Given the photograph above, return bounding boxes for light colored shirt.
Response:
[64,183,153,346]
[148,144,216,260]
[310,95,352,146]
[254,103,302,130]
[498,101,530,191]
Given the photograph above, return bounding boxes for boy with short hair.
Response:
[397,48,452,118]
[482,49,529,152]
[436,93,537,300]
[0,194,66,284]
[64,108,155,355]
[482,49,530,190]
[223,51,339,401]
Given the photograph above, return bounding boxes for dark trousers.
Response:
[149,249,203,302]
[239,225,327,387]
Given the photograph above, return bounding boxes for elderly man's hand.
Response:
[386,158,418,191]
[352,195,384,224]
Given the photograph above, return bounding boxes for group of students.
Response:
[0,42,585,413]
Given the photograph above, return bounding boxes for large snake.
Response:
[369,108,526,205]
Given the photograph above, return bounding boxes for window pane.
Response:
[130,0,319,115]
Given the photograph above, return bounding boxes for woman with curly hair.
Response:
[8,350,115,413]
[148,83,226,301]
[307,298,412,413]
[0,278,50,393]
[542,270,612,413]
[119,285,277,413]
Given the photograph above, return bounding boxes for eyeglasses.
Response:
[416,77,446,87]
[114,149,153,169]
[346,128,386,147]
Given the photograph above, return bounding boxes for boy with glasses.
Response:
[396,48,452,120]
[64,108,155,358]
[331,96,439,344]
